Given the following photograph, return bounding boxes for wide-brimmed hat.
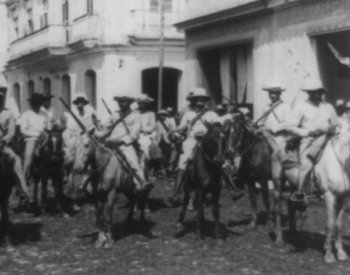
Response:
[335,99,345,107]
[158,109,167,115]
[43,94,54,100]
[216,104,225,112]
[345,101,350,110]
[262,81,285,92]
[137,94,154,104]
[113,91,135,102]
[186,91,194,100]
[187,87,211,100]
[28,93,44,104]
[166,107,173,113]
[73,96,89,105]
[301,78,326,93]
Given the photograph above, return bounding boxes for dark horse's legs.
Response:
[211,187,222,240]
[177,183,190,227]
[195,188,205,240]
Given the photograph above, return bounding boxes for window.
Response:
[87,0,93,15]
[28,19,34,33]
[62,0,69,23]
[13,83,21,112]
[40,13,48,28]
[43,78,51,97]
[150,0,172,12]
[61,75,71,107]
[27,80,35,98]
[85,70,96,108]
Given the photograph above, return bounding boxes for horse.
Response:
[31,126,66,215]
[176,123,225,240]
[273,131,350,263]
[231,115,273,229]
[72,131,150,249]
[0,146,16,241]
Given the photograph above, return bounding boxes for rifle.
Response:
[101,98,130,135]
[101,98,112,115]
[103,109,133,139]
[253,100,283,127]
[59,97,87,134]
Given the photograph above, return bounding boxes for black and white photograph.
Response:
[0,0,350,274]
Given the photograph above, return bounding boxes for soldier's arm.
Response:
[2,112,16,143]
[143,113,156,133]
[120,114,141,145]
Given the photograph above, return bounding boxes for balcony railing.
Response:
[70,14,99,44]
[9,25,67,59]
[129,9,184,39]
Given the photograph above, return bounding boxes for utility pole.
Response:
[157,0,165,110]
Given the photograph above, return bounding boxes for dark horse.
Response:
[232,115,273,229]
[177,124,225,240]
[0,146,16,242]
[31,126,65,215]
[72,131,150,249]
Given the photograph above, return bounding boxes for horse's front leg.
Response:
[324,192,337,263]
[41,176,49,213]
[335,197,348,262]
[52,174,64,214]
[177,182,190,229]
[95,193,107,248]
[195,188,205,240]
[247,179,258,230]
[272,177,283,245]
[211,186,222,241]
[102,190,115,249]
[260,179,271,224]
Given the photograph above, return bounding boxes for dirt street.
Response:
[1,178,350,275]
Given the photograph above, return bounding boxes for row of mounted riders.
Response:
[1,113,349,264]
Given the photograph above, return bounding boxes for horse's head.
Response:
[73,130,95,174]
[34,125,65,163]
[200,123,226,165]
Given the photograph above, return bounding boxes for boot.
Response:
[166,169,186,207]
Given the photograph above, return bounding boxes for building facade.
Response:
[0,1,9,91]
[5,0,185,119]
[177,0,350,118]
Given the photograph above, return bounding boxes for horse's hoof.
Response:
[337,250,349,261]
[275,237,284,246]
[103,241,113,250]
[325,251,337,264]
[176,222,184,229]
[95,232,106,249]
[248,221,257,230]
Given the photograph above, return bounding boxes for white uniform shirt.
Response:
[261,101,292,133]
[291,100,339,135]
[63,105,96,134]
[107,111,141,145]
[20,110,48,139]
[178,110,221,138]
[0,109,16,143]
[140,111,156,134]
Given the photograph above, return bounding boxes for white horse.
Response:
[272,132,350,263]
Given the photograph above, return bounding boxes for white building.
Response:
[177,0,350,118]
[0,1,9,91]
[5,0,186,119]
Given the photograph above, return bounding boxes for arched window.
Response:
[13,83,21,111]
[84,70,96,108]
[43,77,51,97]
[61,74,71,107]
[27,80,35,97]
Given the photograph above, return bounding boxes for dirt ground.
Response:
[1,177,350,275]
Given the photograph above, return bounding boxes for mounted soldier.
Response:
[155,109,177,174]
[137,94,157,161]
[256,82,292,148]
[287,79,339,202]
[20,93,49,182]
[0,88,31,201]
[167,87,224,205]
[62,95,97,147]
[96,92,153,193]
